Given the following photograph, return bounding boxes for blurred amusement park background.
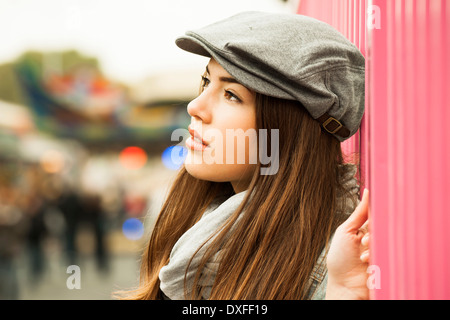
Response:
[0,0,295,299]
[0,48,194,300]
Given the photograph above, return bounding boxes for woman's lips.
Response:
[187,126,209,151]
[186,136,208,151]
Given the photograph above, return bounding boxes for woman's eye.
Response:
[200,76,210,91]
[225,90,242,103]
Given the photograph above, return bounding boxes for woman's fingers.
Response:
[361,233,370,247]
[360,250,370,263]
[360,232,370,263]
[343,189,370,234]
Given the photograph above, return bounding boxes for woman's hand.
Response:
[325,189,371,300]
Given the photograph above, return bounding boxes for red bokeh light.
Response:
[119,146,147,170]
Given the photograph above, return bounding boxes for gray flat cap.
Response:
[176,11,365,141]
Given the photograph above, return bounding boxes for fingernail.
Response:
[360,252,369,262]
[362,233,370,246]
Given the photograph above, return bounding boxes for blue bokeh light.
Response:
[162,145,187,170]
[122,218,144,241]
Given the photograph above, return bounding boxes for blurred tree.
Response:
[0,62,28,106]
[0,50,101,107]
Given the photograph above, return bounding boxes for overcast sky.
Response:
[0,0,295,85]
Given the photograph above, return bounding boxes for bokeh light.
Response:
[161,145,187,170]
[122,218,144,241]
[40,150,65,173]
[119,146,147,170]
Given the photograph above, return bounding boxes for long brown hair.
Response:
[120,93,358,300]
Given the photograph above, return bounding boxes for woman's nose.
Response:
[187,91,212,123]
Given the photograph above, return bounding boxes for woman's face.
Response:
[185,58,258,193]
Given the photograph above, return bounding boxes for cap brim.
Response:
[175,36,212,58]
[175,34,294,102]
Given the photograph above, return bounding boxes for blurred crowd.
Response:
[1,164,103,299]
[0,158,161,299]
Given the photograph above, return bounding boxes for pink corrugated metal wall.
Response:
[297,0,450,300]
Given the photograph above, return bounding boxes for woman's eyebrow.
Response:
[205,65,241,84]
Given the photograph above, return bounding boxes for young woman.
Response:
[124,11,370,300]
